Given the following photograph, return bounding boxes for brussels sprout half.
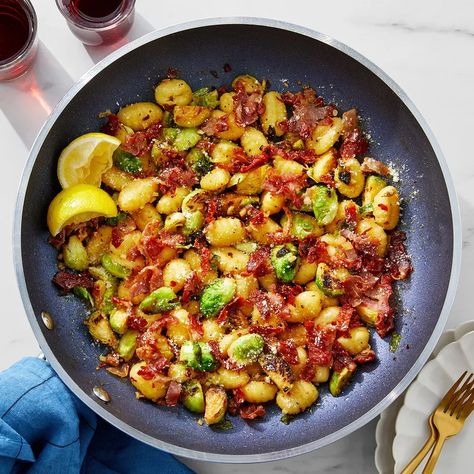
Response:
[271,243,300,283]
[312,185,338,226]
[199,278,236,318]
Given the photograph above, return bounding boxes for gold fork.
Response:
[422,372,474,473]
[401,371,474,474]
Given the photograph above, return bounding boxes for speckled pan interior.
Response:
[15,20,459,462]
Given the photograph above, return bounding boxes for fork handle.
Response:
[401,426,437,474]
[422,434,447,474]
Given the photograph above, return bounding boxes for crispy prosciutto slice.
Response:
[360,157,390,176]
[361,275,394,337]
[263,172,308,208]
[53,271,95,292]
[165,381,182,406]
[244,245,272,277]
[201,114,229,136]
[339,128,368,159]
[385,231,413,280]
[239,404,266,420]
[301,322,336,381]
[122,121,162,156]
[232,83,265,126]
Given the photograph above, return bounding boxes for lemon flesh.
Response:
[57,132,121,189]
[47,184,118,236]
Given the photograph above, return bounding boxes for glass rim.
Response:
[0,0,38,69]
[55,0,136,32]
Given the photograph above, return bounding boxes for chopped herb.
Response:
[162,110,175,127]
[73,286,94,307]
[389,332,401,352]
[210,254,220,271]
[280,414,296,425]
[186,148,212,176]
[213,418,233,431]
[358,204,373,215]
[112,149,143,174]
[105,212,127,226]
[192,87,220,109]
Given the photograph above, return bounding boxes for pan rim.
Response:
[13,16,462,463]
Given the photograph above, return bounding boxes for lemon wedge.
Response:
[57,132,121,188]
[47,184,118,236]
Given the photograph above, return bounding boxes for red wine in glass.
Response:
[0,0,38,80]
[56,0,136,46]
[69,0,123,22]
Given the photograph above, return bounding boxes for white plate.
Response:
[374,321,474,474]
[392,329,474,473]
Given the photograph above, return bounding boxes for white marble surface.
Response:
[1,1,473,472]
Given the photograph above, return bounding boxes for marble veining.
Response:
[373,22,474,37]
[2,1,474,472]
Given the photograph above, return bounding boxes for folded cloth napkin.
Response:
[0,357,194,474]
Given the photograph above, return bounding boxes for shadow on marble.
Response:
[179,418,378,474]
[449,196,474,323]
[84,13,155,64]
[0,41,73,150]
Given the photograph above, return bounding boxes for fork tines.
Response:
[442,371,474,419]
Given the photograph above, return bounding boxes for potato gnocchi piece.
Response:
[205,217,246,246]
[373,185,400,230]
[276,380,319,415]
[117,102,163,131]
[261,91,286,136]
[155,79,193,107]
[118,177,158,212]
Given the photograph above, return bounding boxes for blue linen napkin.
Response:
[0,357,194,473]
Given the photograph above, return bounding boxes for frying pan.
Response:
[14,18,461,462]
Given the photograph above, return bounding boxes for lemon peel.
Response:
[47,183,118,236]
[57,132,120,188]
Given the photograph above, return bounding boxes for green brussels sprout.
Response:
[162,110,174,127]
[362,175,387,207]
[112,148,142,174]
[192,87,220,109]
[183,211,204,235]
[281,212,322,240]
[228,334,264,366]
[181,188,210,214]
[139,287,179,314]
[315,263,350,297]
[109,308,129,334]
[204,386,228,425]
[181,379,205,413]
[312,185,338,226]
[271,243,300,283]
[63,235,88,271]
[101,254,131,279]
[105,212,127,226]
[174,128,201,151]
[85,311,117,348]
[72,286,94,307]
[88,266,118,315]
[179,341,218,372]
[199,278,236,318]
[117,330,138,361]
[259,353,294,393]
[164,212,186,232]
[162,127,179,143]
[199,342,218,371]
[329,367,353,397]
[186,147,212,176]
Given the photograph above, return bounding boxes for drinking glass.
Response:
[55,0,136,46]
[0,0,38,80]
